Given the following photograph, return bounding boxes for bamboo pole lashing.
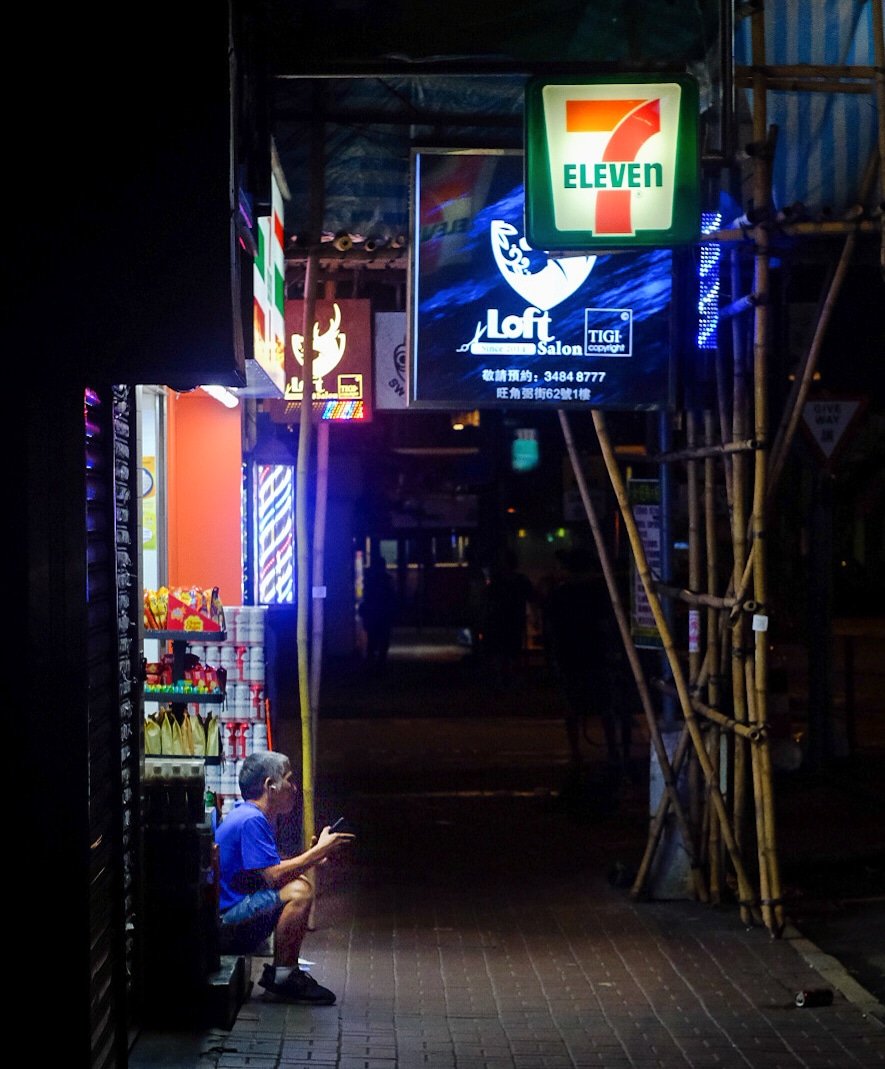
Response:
[654,438,760,463]
[655,584,737,610]
[653,679,765,741]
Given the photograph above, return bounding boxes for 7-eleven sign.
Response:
[525,75,700,249]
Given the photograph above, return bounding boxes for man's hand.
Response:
[309,825,356,864]
[317,824,356,849]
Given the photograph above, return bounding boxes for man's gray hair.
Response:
[238,750,291,800]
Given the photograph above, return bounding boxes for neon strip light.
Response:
[255,463,295,604]
[319,399,365,421]
[697,212,722,350]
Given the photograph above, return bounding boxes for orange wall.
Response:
[167,389,243,607]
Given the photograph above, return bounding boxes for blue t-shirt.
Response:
[215,801,281,912]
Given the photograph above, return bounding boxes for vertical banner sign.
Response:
[252,173,287,394]
[374,312,407,410]
[628,478,663,649]
[141,456,157,551]
[688,609,700,654]
[254,463,295,605]
[525,75,700,250]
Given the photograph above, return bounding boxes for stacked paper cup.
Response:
[252,722,268,752]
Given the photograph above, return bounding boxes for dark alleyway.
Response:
[130,627,884,1067]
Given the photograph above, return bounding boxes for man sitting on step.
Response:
[215,750,355,1004]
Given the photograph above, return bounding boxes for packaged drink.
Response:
[795,988,833,1008]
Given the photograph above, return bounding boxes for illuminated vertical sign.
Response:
[628,478,663,649]
[252,174,287,394]
[525,75,700,249]
[254,463,295,604]
[697,211,722,349]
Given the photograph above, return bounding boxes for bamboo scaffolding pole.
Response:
[654,438,760,463]
[748,4,784,937]
[703,219,879,244]
[728,155,881,619]
[735,63,876,80]
[744,657,772,920]
[729,237,752,922]
[719,292,759,321]
[592,409,757,914]
[634,709,761,925]
[686,413,703,834]
[558,411,707,902]
[755,699,785,933]
[632,723,692,899]
[704,409,724,902]
[715,350,735,509]
[560,408,705,893]
[297,249,318,849]
[734,76,874,94]
[691,640,721,696]
[306,417,330,923]
[873,0,885,278]
[309,419,330,751]
[300,102,325,908]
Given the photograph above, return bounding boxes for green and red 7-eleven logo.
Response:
[525,76,699,249]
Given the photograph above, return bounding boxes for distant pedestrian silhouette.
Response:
[358,557,397,673]
[483,548,535,689]
[545,548,631,778]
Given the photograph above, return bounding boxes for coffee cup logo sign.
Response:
[287,302,346,392]
[525,75,700,249]
[265,298,373,423]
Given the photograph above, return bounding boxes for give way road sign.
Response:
[801,396,866,466]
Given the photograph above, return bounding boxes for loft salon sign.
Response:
[525,74,700,249]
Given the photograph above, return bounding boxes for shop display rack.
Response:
[141,627,232,1027]
[143,629,227,761]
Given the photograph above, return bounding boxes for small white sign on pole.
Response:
[374,312,407,410]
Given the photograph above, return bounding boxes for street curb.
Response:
[783,922,885,1026]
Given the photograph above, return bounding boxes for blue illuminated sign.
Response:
[409,149,674,411]
[697,212,722,350]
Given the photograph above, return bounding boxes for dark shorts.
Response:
[218,888,283,954]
